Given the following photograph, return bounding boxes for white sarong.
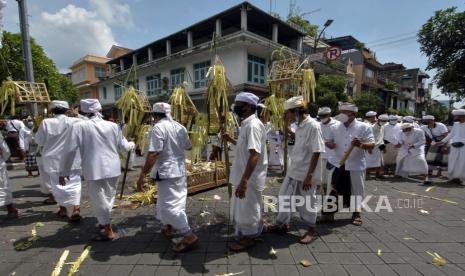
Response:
[156,176,191,235]
[37,157,53,194]
[448,146,465,180]
[275,176,317,227]
[0,166,12,206]
[231,185,263,237]
[50,170,81,207]
[366,148,383,168]
[87,177,119,225]
[396,153,428,178]
[268,142,284,167]
[383,143,399,166]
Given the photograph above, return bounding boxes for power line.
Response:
[365,31,417,45]
[368,35,417,48]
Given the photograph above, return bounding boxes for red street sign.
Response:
[325,46,342,60]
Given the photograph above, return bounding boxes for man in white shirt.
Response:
[395,123,429,184]
[421,115,449,178]
[321,103,374,226]
[383,115,401,175]
[59,99,134,241]
[403,116,420,128]
[36,101,83,221]
[366,112,386,178]
[137,102,198,253]
[223,92,267,251]
[318,107,339,194]
[439,109,465,184]
[267,96,325,244]
[0,133,18,219]
[5,116,26,160]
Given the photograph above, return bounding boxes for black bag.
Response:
[378,144,386,151]
[452,142,464,148]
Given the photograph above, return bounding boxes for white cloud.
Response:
[89,0,134,28]
[33,4,117,71]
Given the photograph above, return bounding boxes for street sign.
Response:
[325,46,342,60]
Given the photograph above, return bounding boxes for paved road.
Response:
[1,163,465,275]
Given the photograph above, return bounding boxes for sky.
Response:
[2,0,464,100]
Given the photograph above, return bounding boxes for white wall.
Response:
[99,40,272,106]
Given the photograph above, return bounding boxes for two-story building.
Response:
[70,45,132,100]
[98,2,307,116]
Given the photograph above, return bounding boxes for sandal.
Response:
[56,210,67,218]
[91,233,115,242]
[43,198,57,205]
[173,236,199,253]
[161,226,176,238]
[352,216,363,226]
[299,231,317,244]
[69,213,82,222]
[229,237,256,252]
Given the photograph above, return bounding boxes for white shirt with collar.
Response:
[327,119,375,171]
[320,118,340,160]
[148,117,192,179]
[6,119,25,132]
[60,116,133,181]
[35,114,82,173]
[230,114,268,191]
[421,122,448,140]
[383,123,401,144]
[287,116,325,182]
[442,122,465,144]
[397,128,426,158]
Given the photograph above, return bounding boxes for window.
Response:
[146,74,161,96]
[247,54,266,84]
[94,67,106,78]
[170,68,185,88]
[365,68,375,79]
[72,67,86,84]
[193,61,211,89]
[102,87,107,99]
[114,85,122,100]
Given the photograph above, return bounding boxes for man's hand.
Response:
[137,174,146,192]
[395,144,401,148]
[235,178,248,199]
[352,138,362,147]
[59,176,69,186]
[303,174,313,191]
[326,141,336,149]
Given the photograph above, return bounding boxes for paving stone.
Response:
[356,253,385,265]
[343,264,374,276]
[227,265,252,276]
[333,253,362,264]
[366,264,398,276]
[154,265,180,276]
[379,252,406,264]
[130,265,158,276]
[319,264,348,275]
[390,264,422,276]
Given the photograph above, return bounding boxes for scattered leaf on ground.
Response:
[427,251,447,266]
[300,259,312,267]
[377,249,382,256]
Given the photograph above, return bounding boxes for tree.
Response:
[316,74,348,101]
[418,7,465,98]
[353,91,383,116]
[0,31,79,104]
[287,15,318,37]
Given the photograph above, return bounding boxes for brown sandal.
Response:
[299,231,317,244]
[161,226,176,238]
[229,237,256,252]
[173,236,199,253]
[352,217,363,226]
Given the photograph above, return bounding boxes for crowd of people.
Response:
[0,93,464,254]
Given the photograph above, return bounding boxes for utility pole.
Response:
[17,0,37,116]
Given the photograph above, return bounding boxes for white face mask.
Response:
[389,120,397,125]
[335,113,349,123]
[320,117,330,123]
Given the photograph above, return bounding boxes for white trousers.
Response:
[87,177,119,225]
[230,184,263,238]
[366,148,383,168]
[396,154,428,177]
[449,146,465,180]
[0,166,12,206]
[156,176,191,235]
[276,176,317,227]
[50,170,81,207]
[37,157,52,194]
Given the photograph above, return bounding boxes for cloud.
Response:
[89,0,134,28]
[33,4,117,72]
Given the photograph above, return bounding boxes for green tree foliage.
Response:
[0,31,79,104]
[418,7,465,98]
[353,91,383,116]
[429,104,450,122]
[315,74,348,109]
[398,108,413,116]
[287,15,318,37]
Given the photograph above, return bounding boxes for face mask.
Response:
[321,117,330,123]
[335,113,349,123]
[389,120,397,125]
[27,122,34,128]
